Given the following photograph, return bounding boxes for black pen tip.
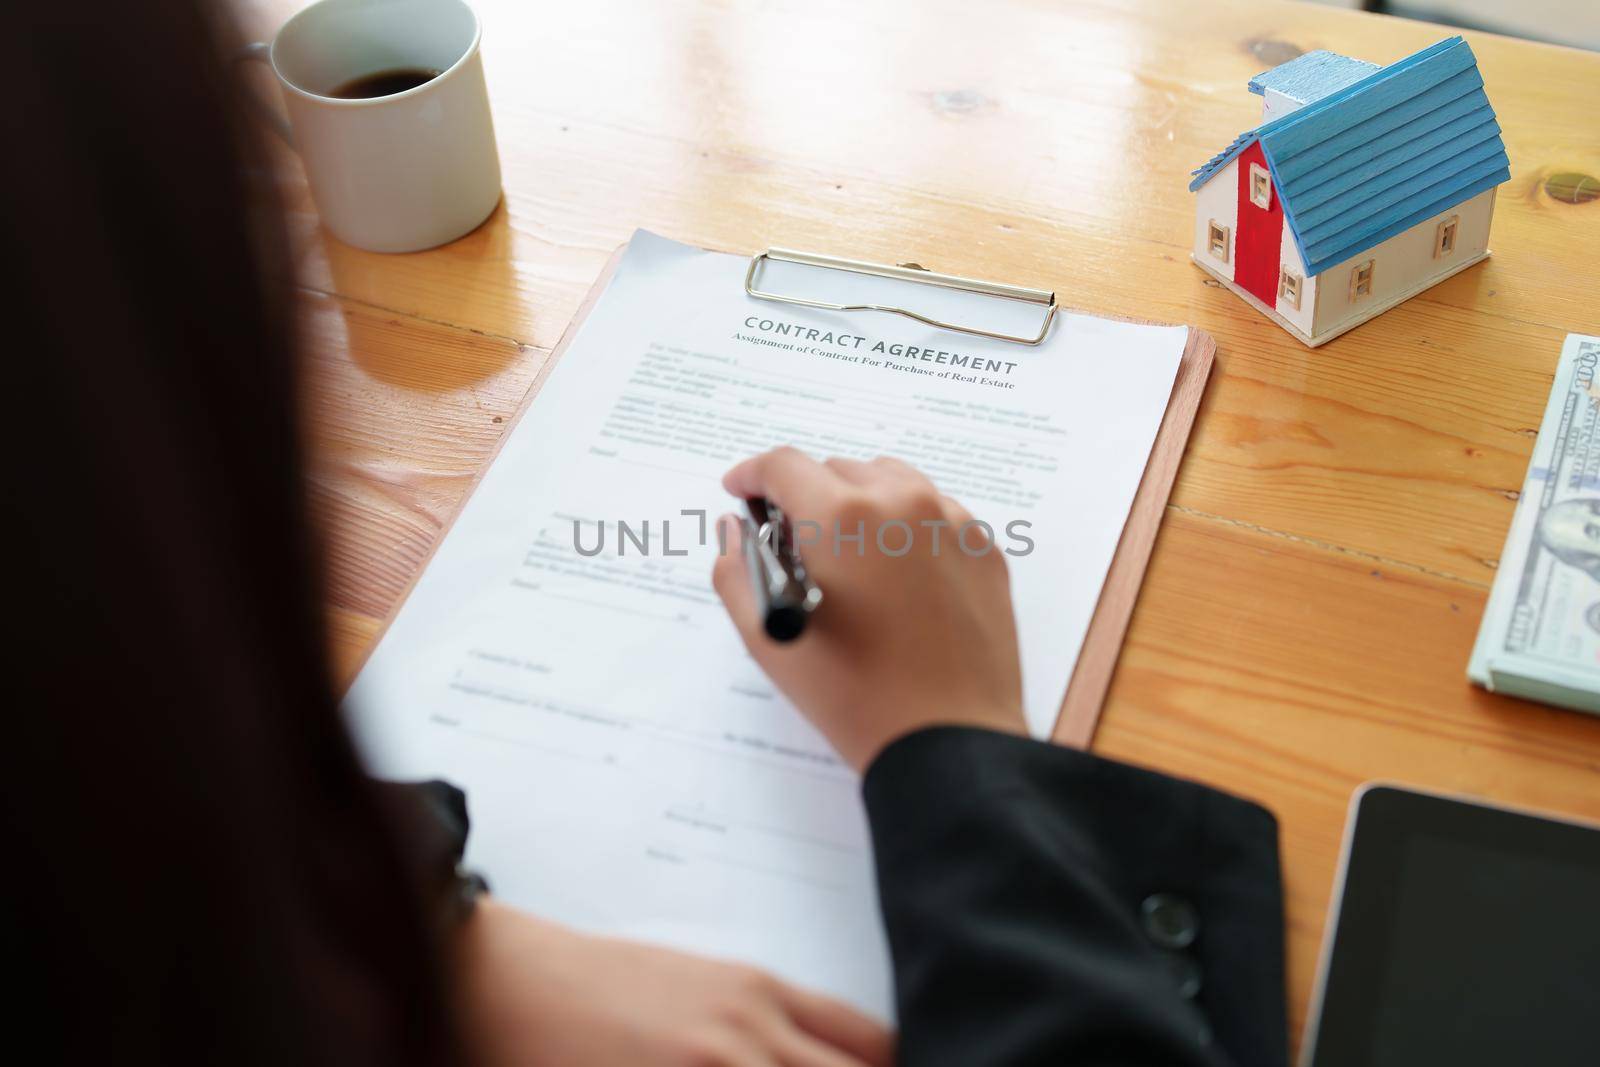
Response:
[764,606,807,643]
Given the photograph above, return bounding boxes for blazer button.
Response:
[1141,893,1200,950]
[1166,953,1203,1000]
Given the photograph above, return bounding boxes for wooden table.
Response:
[244,0,1600,1049]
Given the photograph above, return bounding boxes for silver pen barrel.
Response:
[742,498,822,642]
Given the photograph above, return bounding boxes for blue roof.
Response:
[1247,50,1378,103]
[1189,37,1510,277]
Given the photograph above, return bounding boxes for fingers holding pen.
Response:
[710,446,1028,771]
[821,457,877,487]
[711,513,762,645]
[721,449,982,567]
[722,447,847,518]
[727,449,940,514]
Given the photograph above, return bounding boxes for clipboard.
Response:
[737,246,1214,746]
[404,238,1215,750]
[745,248,1059,345]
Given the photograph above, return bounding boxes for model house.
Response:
[1189,37,1510,347]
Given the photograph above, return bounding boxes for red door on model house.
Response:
[1234,141,1285,307]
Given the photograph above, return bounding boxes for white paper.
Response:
[344,231,1186,1019]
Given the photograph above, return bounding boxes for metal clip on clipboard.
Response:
[743,247,1058,346]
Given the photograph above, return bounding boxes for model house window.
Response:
[1278,268,1302,310]
[1208,221,1229,262]
[1250,163,1272,210]
[1434,215,1459,258]
[1350,260,1375,301]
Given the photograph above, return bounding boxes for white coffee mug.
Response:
[243,0,502,253]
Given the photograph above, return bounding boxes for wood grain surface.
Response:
[239,0,1600,1049]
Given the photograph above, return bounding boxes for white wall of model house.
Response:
[1309,187,1495,337]
[1192,158,1238,282]
[1276,222,1316,337]
[1190,158,1315,334]
[1194,173,1495,340]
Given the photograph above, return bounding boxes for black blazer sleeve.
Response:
[861,726,1287,1067]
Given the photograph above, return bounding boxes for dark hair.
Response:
[1,5,458,1063]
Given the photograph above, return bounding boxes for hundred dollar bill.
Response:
[1469,333,1600,715]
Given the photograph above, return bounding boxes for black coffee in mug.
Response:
[242,0,499,251]
[329,67,442,99]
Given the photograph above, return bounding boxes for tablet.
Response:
[1302,783,1600,1067]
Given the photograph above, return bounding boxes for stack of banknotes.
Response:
[1469,333,1600,715]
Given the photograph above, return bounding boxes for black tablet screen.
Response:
[1308,787,1600,1067]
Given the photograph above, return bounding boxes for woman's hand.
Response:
[457,898,893,1067]
[712,448,1027,772]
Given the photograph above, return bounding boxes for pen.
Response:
[742,497,823,642]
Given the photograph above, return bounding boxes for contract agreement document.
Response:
[345,231,1189,1019]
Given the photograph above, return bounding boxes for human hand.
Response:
[712,448,1026,772]
[457,898,892,1067]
